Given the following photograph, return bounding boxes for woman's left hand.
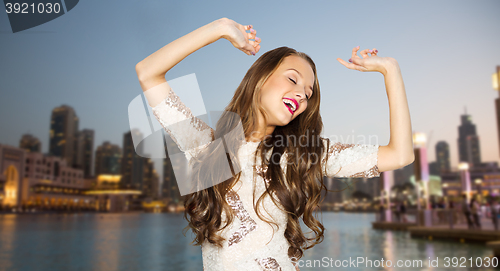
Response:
[337,46,397,75]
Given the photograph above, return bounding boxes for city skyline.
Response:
[2,99,493,174]
[1,1,500,170]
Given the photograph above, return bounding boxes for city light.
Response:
[458,162,469,171]
[84,190,142,195]
[413,132,427,147]
[493,71,499,91]
[97,174,121,183]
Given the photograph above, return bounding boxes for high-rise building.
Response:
[152,171,160,200]
[95,141,121,175]
[142,158,158,199]
[429,161,440,176]
[19,134,41,153]
[393,163,413,186]
[493,66,500,157]
[49,105,78,167]
[162,134,183,204]
[466,135,481,167]
[121,130,144,190]
[457,111,481,168]
[74,129,94,178]
[435,141,451,173]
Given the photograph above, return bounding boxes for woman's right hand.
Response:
[218,18,261,56]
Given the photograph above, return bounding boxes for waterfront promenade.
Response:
[373,209,500,259]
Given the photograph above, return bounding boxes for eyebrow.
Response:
[286,68,314,94]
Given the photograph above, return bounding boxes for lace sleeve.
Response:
[320,137,380,178]
[145,82,214,162]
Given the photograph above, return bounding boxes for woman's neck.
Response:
[246,126,275,142]
[246,114,276,142]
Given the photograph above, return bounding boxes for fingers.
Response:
[242,40,258,56]
[253,43,261,54]
[247,28,257,40]
[366,48,378,57]
[247,42,261,56]
[337,58,360,71]
[245,25,260,56]
[245,24,256,38]
[339,54,368,72]
[351,46,359,60]
[359,49,370,59]
[351,46,378,59]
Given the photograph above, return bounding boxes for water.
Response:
[0,212,495,271]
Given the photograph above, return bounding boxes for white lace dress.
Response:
[145,82,381,271]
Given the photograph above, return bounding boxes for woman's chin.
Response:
[277,116,293,126]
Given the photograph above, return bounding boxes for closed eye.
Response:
[289,78,310,100]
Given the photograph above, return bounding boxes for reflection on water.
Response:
[0,212,495,271]
[300,212,495,271]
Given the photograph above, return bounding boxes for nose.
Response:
[293,88,307,102]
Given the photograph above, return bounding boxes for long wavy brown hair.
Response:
[183,46,333,261]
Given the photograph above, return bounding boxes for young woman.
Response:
[136,18,414,271]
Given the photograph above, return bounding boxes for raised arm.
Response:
[134,18,261,162]
[377,58,415,171]
[135,17,260,97]
[337,46,414,173]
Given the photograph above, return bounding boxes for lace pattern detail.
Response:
[255,257,283,271]
[226,189,258,247]
[151,87,214,162]
[254,164,270,184]
[321,141,355,166]
[347,164,380,178]
[321,138,380,178]
[162,87,212,133]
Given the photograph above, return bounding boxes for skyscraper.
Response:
[94,141,121,175]
[74,129,95,178]
[142,158,158,199]
[121,130,144,190]
[162,133,183,204]
[49,105,79,167]
[493,66,500,157]
[19,134,41,153]
[435,141,450,173]
[457,111,481,168]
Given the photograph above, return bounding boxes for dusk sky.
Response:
[1,0,500,176]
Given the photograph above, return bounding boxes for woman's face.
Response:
[258,55,315,128]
